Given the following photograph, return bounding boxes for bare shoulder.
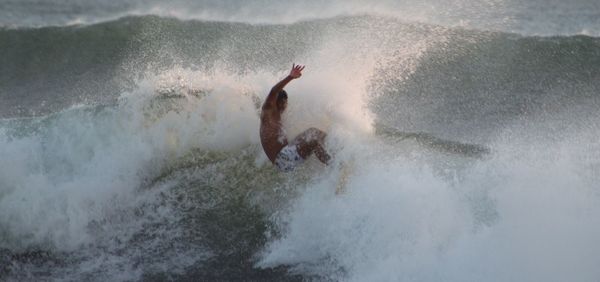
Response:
[261,104,278,119]
[261,103,273,112]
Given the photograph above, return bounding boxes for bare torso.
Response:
[260,106,288,162]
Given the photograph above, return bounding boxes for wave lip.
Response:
[2,0,600,36]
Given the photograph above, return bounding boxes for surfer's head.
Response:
[276,90,288,112]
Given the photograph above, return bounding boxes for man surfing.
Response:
[260,64,331,172]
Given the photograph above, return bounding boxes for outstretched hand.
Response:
[289,64,305,79]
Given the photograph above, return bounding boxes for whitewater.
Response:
[1,1,600,281]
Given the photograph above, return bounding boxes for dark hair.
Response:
[277,90,288,101]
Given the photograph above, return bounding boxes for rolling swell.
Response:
[3,14,600,121]
[1,17,138,116]
[0,15,319,117]
[374,30,600,142]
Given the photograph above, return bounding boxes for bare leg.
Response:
[292,127,331,165]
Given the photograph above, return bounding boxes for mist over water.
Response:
[2,1,600,281]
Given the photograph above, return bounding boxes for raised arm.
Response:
[264,64,305,108]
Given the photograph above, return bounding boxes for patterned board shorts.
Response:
[274,144,305,172]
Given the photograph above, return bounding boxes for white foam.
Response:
[0,69,266,251]
[257,118,600,281]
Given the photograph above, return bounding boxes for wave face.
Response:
[2,13,600,282]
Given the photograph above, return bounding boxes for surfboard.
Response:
[374,123,490,158]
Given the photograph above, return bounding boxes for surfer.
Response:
[260,64,331,172]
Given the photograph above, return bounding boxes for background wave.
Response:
[2,0,600,36]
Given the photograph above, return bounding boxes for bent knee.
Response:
[295,127,327,145]
[306,127,326,138]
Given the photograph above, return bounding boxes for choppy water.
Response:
[1,1,600,281]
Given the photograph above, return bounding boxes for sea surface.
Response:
[1,0,600,281]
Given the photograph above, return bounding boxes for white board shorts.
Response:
[274,144,304,172]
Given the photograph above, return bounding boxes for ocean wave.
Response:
[2,12,600,281]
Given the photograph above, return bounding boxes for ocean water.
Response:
[1,1,600,281]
